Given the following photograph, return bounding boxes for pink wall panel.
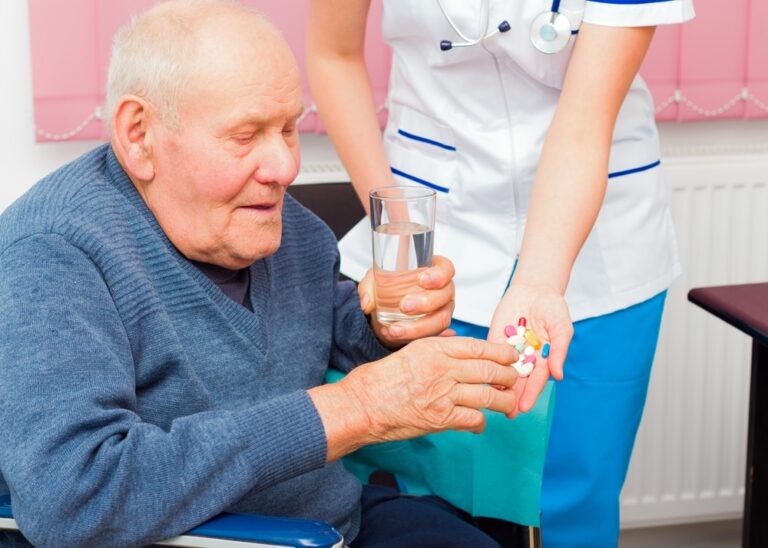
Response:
[29,0,99,97]
[27,0,768,142]
[746,0,768,119]
[677,0,749,121]
[640,25,682,121]
[28,0,389,141]
[29,0,102,140]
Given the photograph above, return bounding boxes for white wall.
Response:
[0,1,100,213]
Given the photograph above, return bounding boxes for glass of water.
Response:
[369,186,436,325]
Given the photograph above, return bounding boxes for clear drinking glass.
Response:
[369,186,436,325]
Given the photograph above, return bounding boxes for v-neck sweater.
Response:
[0,144,388,547]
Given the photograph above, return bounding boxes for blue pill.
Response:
[541,343,551,359]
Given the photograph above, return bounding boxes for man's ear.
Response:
[111,95,157,182]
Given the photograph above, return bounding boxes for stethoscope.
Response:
[437,0,572,54]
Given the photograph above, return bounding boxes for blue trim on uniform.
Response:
[397,129,457,151]
[587,0,674,4]
[390,167,450,193]
[608,159,660,179]
[552,0,562,13]
[571,29,579,35]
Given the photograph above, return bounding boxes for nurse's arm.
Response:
[307,0,393,214]
[500,23,656,411]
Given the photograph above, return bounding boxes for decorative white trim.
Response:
[661,143,768,158]
[656,88,768,117]
[34,91,767,142]
[35,106,103,141]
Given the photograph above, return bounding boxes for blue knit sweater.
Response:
[0,145,388,547]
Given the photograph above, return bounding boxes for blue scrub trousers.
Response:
[452,291,667,548]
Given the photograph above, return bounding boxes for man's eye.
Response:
[233,133,256,144]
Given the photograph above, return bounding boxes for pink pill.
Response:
[518,317,527,327]
[504,325,516,338]
[523,354,537,364]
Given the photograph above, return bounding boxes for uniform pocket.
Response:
[384,104,458,222]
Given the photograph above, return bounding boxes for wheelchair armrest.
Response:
[169,512,343,547]
[0,495,343,548]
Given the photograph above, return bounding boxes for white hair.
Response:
[105,0,271,133]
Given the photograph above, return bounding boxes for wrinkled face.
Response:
[145,21,302,269]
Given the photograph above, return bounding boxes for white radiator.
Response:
[620,139,768,527]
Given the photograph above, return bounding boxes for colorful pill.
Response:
[504,325,516,338]
[524,329,542,349]
[523,354,536,364]
[517,362,534,377]
[524,346,535,356]
[515,341,526,353]
[518,317,527,327]
[516,325,526,337]
[542,343,551,359]
[507,334,524,347]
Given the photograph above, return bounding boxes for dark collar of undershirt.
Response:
[189,259,253,312]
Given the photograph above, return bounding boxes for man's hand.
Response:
[488,282,573,415]
[308,336,518,461]
[359,255,456,348]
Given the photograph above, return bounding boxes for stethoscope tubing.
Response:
[437,0,571,54]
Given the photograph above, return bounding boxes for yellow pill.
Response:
[524,329,542,350]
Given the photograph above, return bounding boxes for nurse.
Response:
[307,0,694,546]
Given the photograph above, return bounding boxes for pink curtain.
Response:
[28,0,768,142]
[27,0,390,141]
[642,0,768,121]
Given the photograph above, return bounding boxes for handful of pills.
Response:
[504,317,551,378]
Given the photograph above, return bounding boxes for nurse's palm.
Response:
[489,283,573,413]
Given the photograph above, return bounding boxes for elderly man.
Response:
[0,1,520,546]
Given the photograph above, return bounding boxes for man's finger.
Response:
[452,383,518,415]
[384,303,454,341]
[418,255,455,290]
[448,407,487,434]
[450,358,518,388]
[438,336,519,364]
[399,284,454,315]
[357,270,376,315]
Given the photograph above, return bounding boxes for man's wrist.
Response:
[307,374,375,462]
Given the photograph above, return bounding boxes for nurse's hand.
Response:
[488,282,573,414]
[359,255,456,349]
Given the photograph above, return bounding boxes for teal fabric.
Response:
[325,369,555,527]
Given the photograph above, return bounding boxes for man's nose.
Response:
[253,134,299,187]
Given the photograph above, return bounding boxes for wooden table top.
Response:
[688,283,768,346]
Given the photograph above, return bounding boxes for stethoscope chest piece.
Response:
[530,11,571,54]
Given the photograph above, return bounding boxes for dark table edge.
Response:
[688,288,768,347]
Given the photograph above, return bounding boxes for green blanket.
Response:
[325,369,555,526]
